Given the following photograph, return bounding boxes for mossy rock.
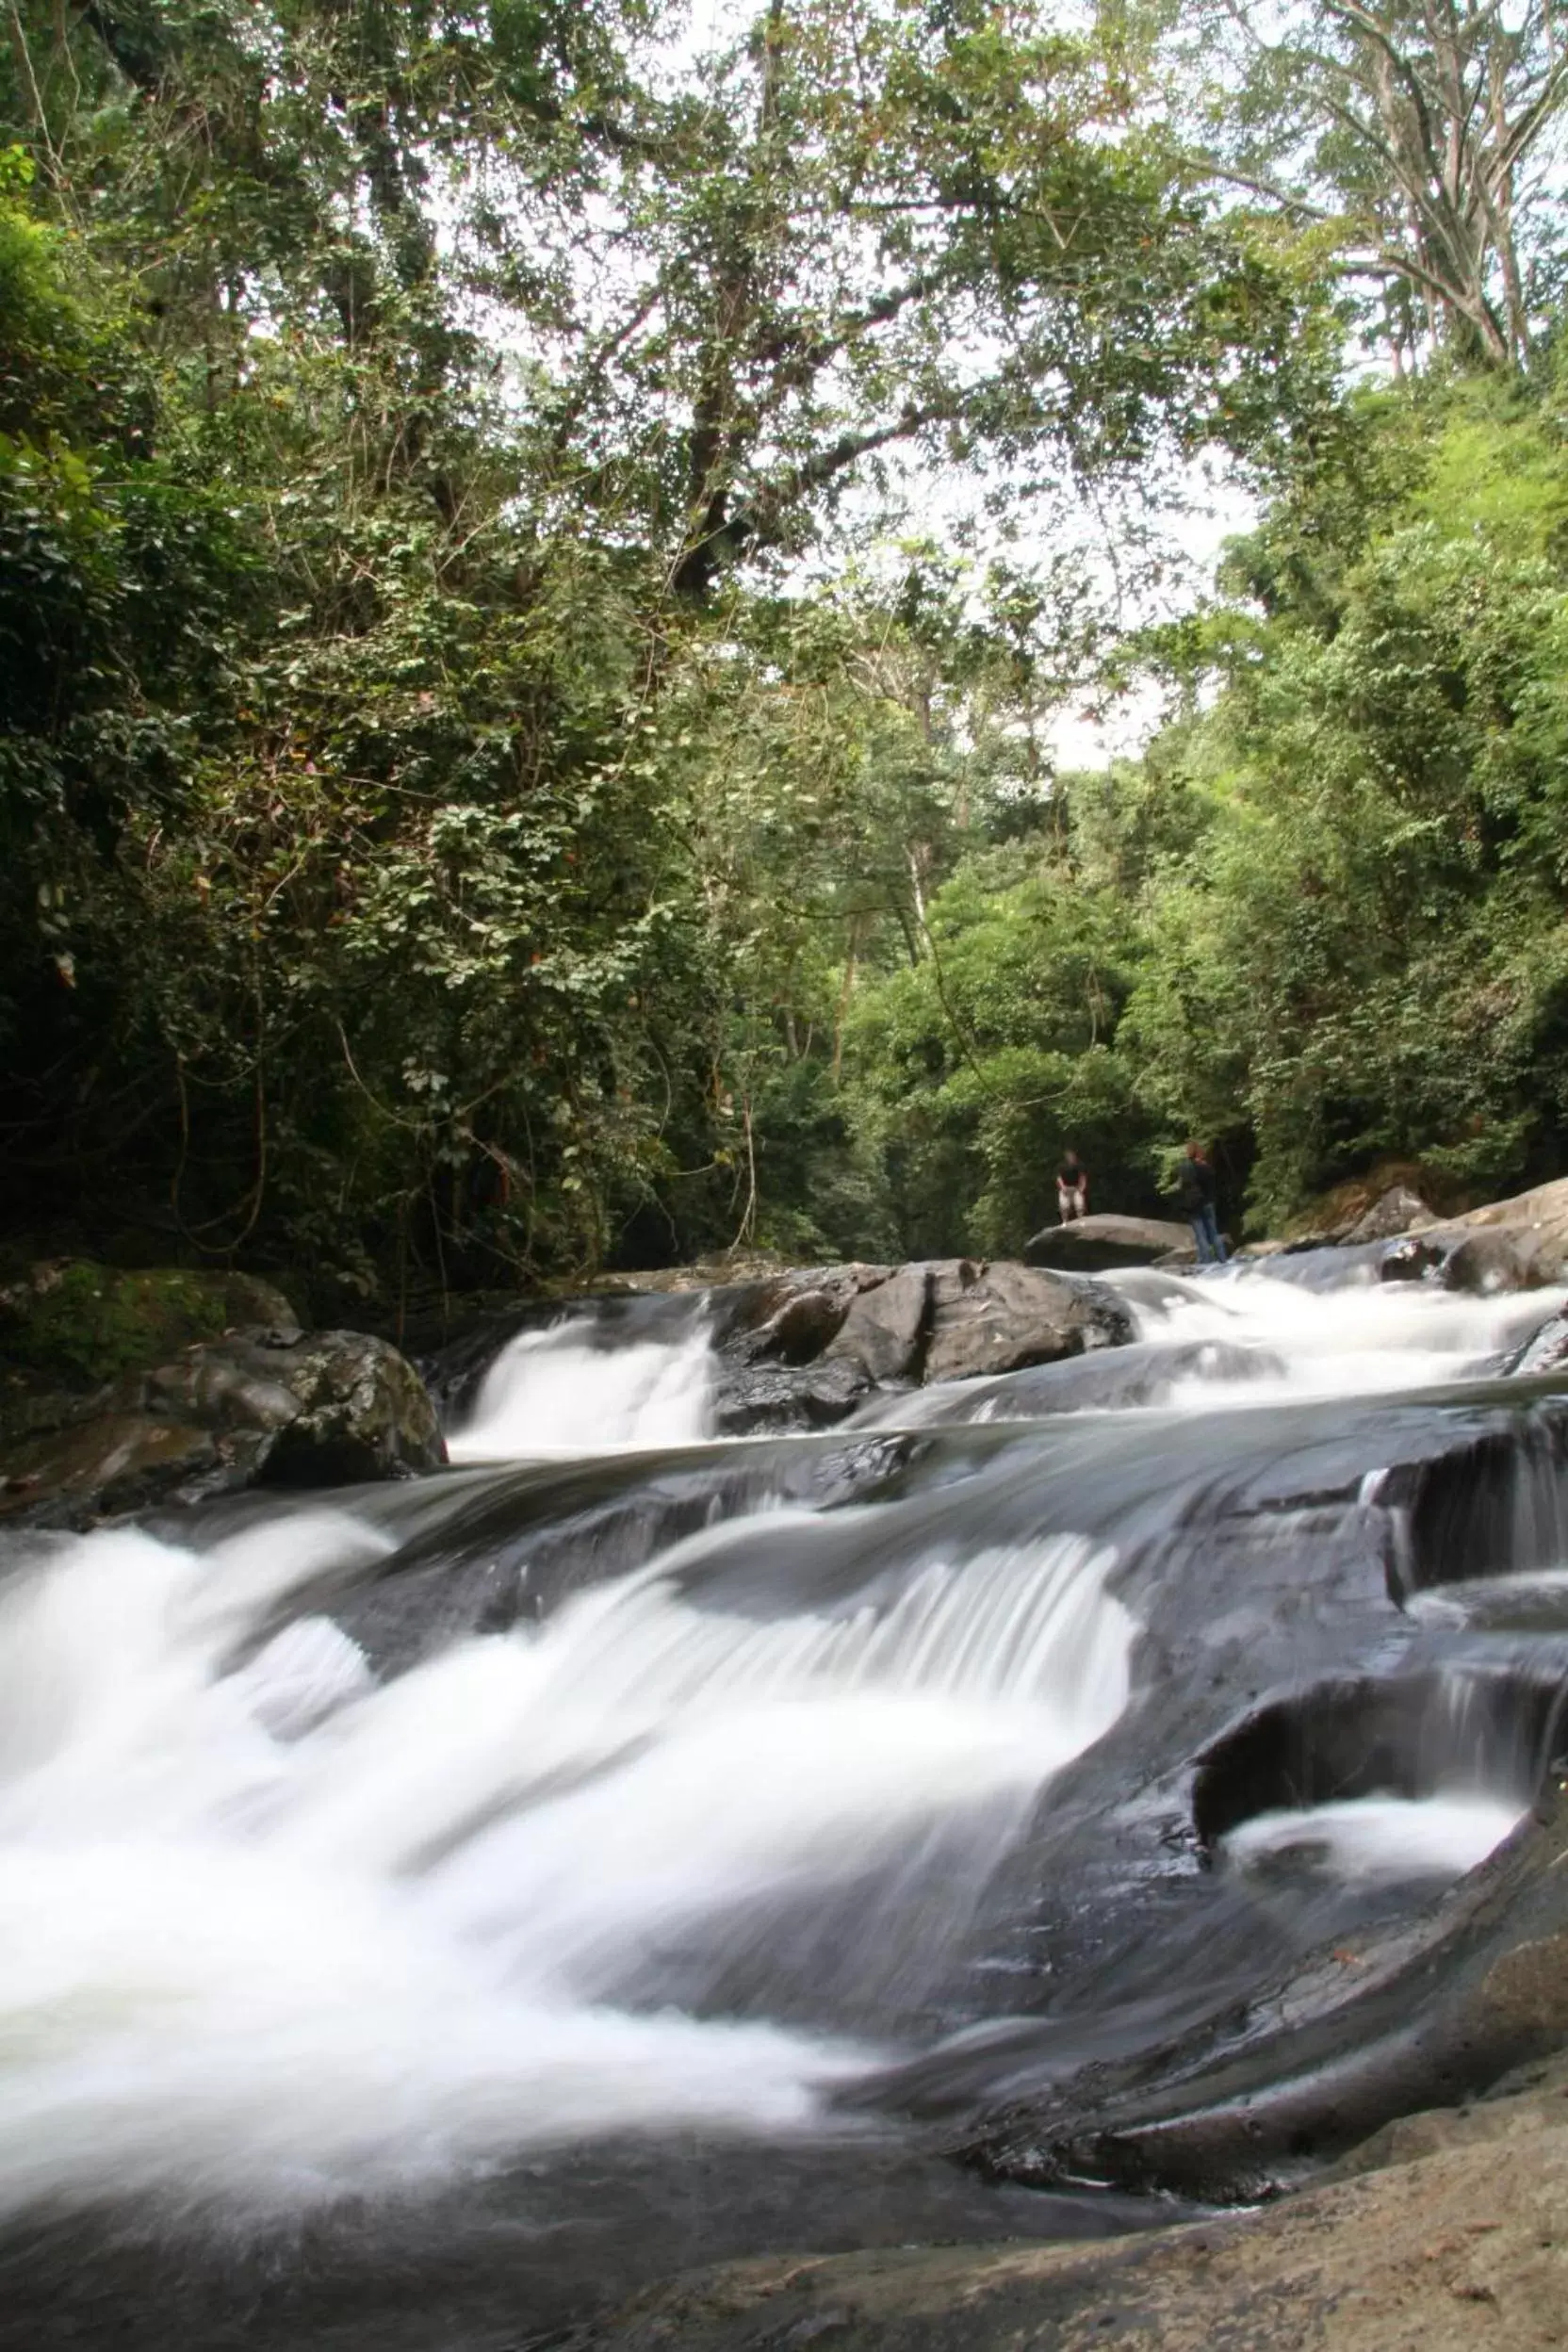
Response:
[0,1261,298,1391]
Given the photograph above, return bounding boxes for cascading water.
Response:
[447,1307,714,1460]
[8,1248,1568,2344]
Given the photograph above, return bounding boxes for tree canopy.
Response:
[4,0,1568,1304]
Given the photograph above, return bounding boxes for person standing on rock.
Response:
[1056,1149,1087,1224]
[1178,1142,1227,1266]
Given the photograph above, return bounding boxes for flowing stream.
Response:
[5,1253,1568,2347]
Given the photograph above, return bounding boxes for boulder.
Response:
[1024,1214,1195,1272]
[825,1263,932,1383]
[695,1259,1135,1433]
[1345,1184,1436,1245]
[923,1259,1135,1386]
[147,1327,447,1487]
[1424,1175,1568,1289]
[0,1410,221,1525]
[707,1266,887,1433]
[1,1325,445,1527]
[748,1282,853,1364]
[1443,1225,1545,1295]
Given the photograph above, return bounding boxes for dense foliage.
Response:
[4,0,1568,1300]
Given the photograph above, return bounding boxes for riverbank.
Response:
[558,2051,1568,2350]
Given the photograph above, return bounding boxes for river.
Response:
[3,1255,1567,2347]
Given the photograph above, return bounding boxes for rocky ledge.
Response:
[712,1256,1135,1432]
[433,1257,1140,1441]
[1269,1172,1568,1296]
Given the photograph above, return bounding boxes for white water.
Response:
[5,1253,1561,2232]
[1221,1793,1524,1883]
[450,1270,1568,1465]
[448,1316,713,1461]
[0,1504,1130,2222]
[1127,1266,1568,1409]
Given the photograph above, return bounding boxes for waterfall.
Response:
[0,1503,1129,2222]
[447,1313,715,1461]
[8,1248,1568,2327]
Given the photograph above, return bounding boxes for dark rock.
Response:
[0,1410,221,1525]
[1024,1215,1195,1273]
[1380,1235,1448,1283]
[712,1356,871,1437]
[751,1284,853,1364]
[222,1272,300,1327]
[1345,1185,1435,1245]
[1444,1227,1545,1295]
[1,1326,445,1526]
[148,1327,447,1487]
[923,1260,1134,1386]
[825,1264,932,1384]
[718,1268,887,1357]
[695,1259,1132,1431]
[705,1268,885,1430]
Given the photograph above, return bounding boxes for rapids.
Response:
[6,1251,1568,2346]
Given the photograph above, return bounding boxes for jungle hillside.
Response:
[5,0,1568,1311]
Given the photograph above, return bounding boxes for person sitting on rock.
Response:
[1056,1150,1087,1224]
[1178,1141,1227,1266]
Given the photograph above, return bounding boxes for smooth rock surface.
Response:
[1024,1214,1195,1272]
[1443,1224,1547,1295]
[1383,1176,1568,1294]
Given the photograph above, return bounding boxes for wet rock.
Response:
[958,1769,1568,2210]
[1023,1214,1196,1272]
[0,1409,221,1524]
[712,1356,872,1437]
[1380,1235,1448,1282]
[2,1326,445,1525]
[1503,1309,1568,1379]
[923,1260,1134,1386]
[705,1267,886,1431]
[825,1264,932,1384]
[149,1327,447,1487]
[1345,1184,1436,1245]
